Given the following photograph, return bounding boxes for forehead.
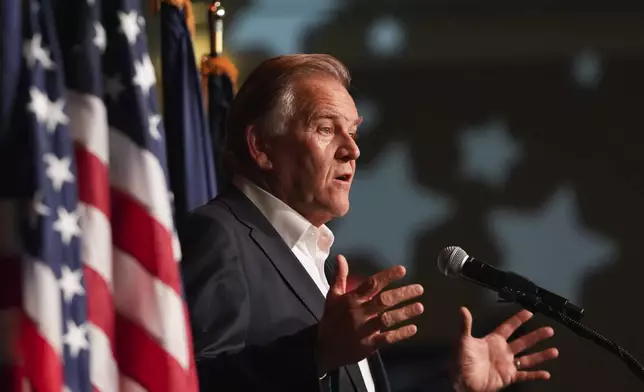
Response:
[294,76,359,121]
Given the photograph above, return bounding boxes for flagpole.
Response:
[208,1,225,57]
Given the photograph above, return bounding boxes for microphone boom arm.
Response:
[498,286,644,384]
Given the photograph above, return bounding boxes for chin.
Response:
[330,200,350,217]
[320,192,350,219]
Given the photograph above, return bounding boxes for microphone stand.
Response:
[498,287,644,384]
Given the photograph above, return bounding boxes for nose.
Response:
[336,133,360,162]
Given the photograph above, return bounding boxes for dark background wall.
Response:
[151,1,644,390]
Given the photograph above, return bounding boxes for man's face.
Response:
[264,76,361,226]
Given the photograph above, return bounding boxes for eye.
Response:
[319,126,333,135]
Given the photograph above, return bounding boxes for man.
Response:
[179,54,559,392]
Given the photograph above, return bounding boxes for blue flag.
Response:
[206,63,235,194]
[161,2,217,220]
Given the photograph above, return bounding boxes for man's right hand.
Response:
[316,254,425,374]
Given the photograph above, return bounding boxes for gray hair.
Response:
[225,54,351,171]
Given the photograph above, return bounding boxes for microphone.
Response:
[438,246,584,321]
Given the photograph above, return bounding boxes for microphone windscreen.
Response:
[437,246,469,277]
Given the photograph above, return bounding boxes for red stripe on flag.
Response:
[21,314,63,392]
[116,315,197,391]
[75,144,110,217]
[84,266,116,352]
[111,189,182,295]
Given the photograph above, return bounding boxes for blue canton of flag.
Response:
[16,0,91,391]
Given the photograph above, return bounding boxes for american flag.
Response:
[0,0,198,391]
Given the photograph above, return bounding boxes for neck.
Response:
[237,169,330,228]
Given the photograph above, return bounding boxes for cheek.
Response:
[313,133,333,149]
[305,139,335,180]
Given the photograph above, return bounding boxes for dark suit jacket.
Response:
[179,186,391,392]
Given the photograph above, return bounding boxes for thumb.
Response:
[329,254,349,298]
[459,306,473,337]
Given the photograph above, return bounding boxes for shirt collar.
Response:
[233,175,335,251]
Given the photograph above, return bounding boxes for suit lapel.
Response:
[220,188,326,320]
[345,364,368,392]
[220,188,380,392]
[368,352,391,392]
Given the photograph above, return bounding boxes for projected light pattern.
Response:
[354,97,380,133]
[458,119,522,188]
[572,48,603,89]
[331,143,456,274]
[224,1,623,322]
[366,17,406,57]
[488,186,616,303]
[226,0,338,54]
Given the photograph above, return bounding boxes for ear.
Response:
[244,125,273,170]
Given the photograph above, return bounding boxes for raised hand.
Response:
[452,307,559,392]
[316,254,425,374]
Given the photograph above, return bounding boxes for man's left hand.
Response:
[452,307,559,392]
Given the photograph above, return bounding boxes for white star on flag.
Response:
[148,114,162,140]
[93,22,106,53]
[118,10,141,45]
[30,191,50,227]
[26,87,69,132]
[27,87,50,125]
[33,191,50,216]
[133,54,156,97]
[43,153,75,191]
[63,320,89,358]
[105,74,125,101]
[59,265,86,303]
[53,207,82,245]
[44,97,69,132]
[23,33,54,69]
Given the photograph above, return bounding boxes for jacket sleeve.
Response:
[179,208,326,392]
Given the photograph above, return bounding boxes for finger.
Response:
[370,324,418,348]
[509,327,555,354]
[363,284,424,314]
[514,370,551,383]
[516,348,559,369]
[459,306,473,337]
[329,254,349,297]
[353,265,406,300]
[493,309,534,339]
[357,302,424,337]
[377,302,424,331]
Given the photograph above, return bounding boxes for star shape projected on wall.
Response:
[458,119,522,188]
[365,17,406,57]
[331,143,456,274]
[227,0,338,55]
[354,97,380,134]
[572,48,603,89]
[488,185,616,304]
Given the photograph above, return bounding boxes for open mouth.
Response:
[334,174,352,182]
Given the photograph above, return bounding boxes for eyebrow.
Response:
[307,111,363,127]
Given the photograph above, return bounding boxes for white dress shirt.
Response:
[234,176,376,392]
